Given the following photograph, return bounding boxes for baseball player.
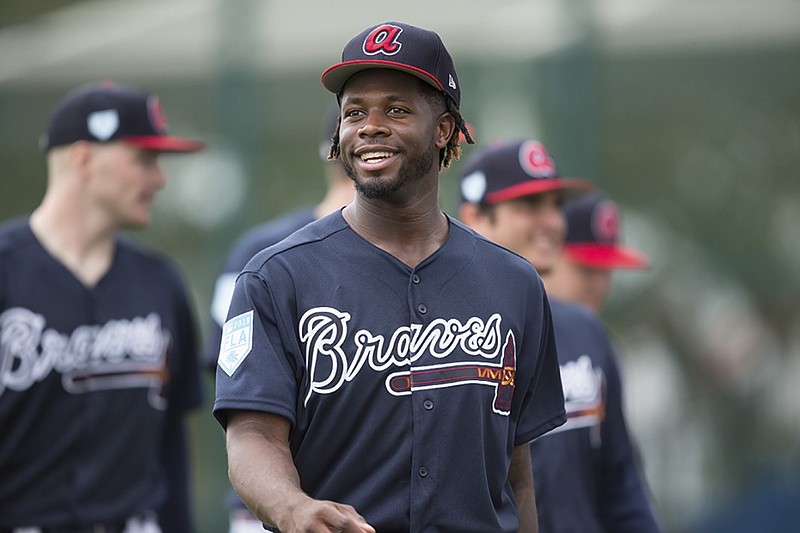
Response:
[205,103,354,532]
[0,82,204,533]
[214,21,566,533]
[458,139,661,532]
[545,190,650,313]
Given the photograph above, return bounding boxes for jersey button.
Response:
[423,399,434,410]
[411,273,421,284]
[417,304,427,314]
[418,466,429,477]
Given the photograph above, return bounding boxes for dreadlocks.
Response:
[327,80,474,170]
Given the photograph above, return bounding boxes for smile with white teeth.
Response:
[360,151,393,162]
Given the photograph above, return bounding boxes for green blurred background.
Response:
[2,1,799,532]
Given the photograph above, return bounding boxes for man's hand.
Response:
[277,495,375,533]
[226,410,375,533]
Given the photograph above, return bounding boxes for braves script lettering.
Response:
[299,307,505,405]
[548,355,606,435]
[0,307,170,398]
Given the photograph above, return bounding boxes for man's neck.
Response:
[342,194,449,269]
[29,200,116,288]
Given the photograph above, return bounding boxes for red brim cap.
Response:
[563,243,650,269]
[124,135,205,153]
[486,178,592,204]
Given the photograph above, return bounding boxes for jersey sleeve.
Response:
[515,290,567,445]
[203,247,258,373]
[213,269,300,429]
[203,230,273,373]
[202,210,315,373]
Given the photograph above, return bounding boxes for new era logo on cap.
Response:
[321,21,461,108]
[41,81,204,153]
[459,139,592,205]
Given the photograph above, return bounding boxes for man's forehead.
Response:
[340,68,430,96]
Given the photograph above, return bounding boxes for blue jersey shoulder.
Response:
[449,216,545,284]
[241,209,349,273]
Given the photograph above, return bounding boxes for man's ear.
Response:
[68,141,94,173]
[435,113,456,150]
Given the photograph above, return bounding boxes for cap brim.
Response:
[486,178,592,204]
[322,60,443,94]
[563,243,650,269]
[124,135,205,153]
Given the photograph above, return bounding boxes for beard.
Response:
[341,140,436,199]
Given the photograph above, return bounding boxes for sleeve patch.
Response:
[218,310,254,377]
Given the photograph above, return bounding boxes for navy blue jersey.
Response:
[0,218,203,531]
[214,211,566,533]
[531,299,660,533]
[206,206,316,370]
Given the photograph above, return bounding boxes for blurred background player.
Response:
[545,190,650,313]
[458,138,661,532]
[204,102,354,532]
[0,81,204,533]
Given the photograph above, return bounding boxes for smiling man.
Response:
[214,21,566,533]
[458,140,661,533]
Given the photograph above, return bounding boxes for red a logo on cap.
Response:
[593,201,620,243]
[363,24,403,56]
[147,97,169,133]
[520,140,557,178]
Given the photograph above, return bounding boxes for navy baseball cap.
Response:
[41,81,205,152]
[459,139,592,205]
[321,21,461,108]
[563,192,650,269]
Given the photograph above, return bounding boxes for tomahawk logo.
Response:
[387,330,517,416]
[363,24,403,56]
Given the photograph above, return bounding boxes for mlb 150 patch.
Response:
[218,310,254,376]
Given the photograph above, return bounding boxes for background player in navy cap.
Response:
[205,102,355,533]
[546,191,650,313]
[0,81,204,532]
[214,21,565,533]
[458,139,661,532]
